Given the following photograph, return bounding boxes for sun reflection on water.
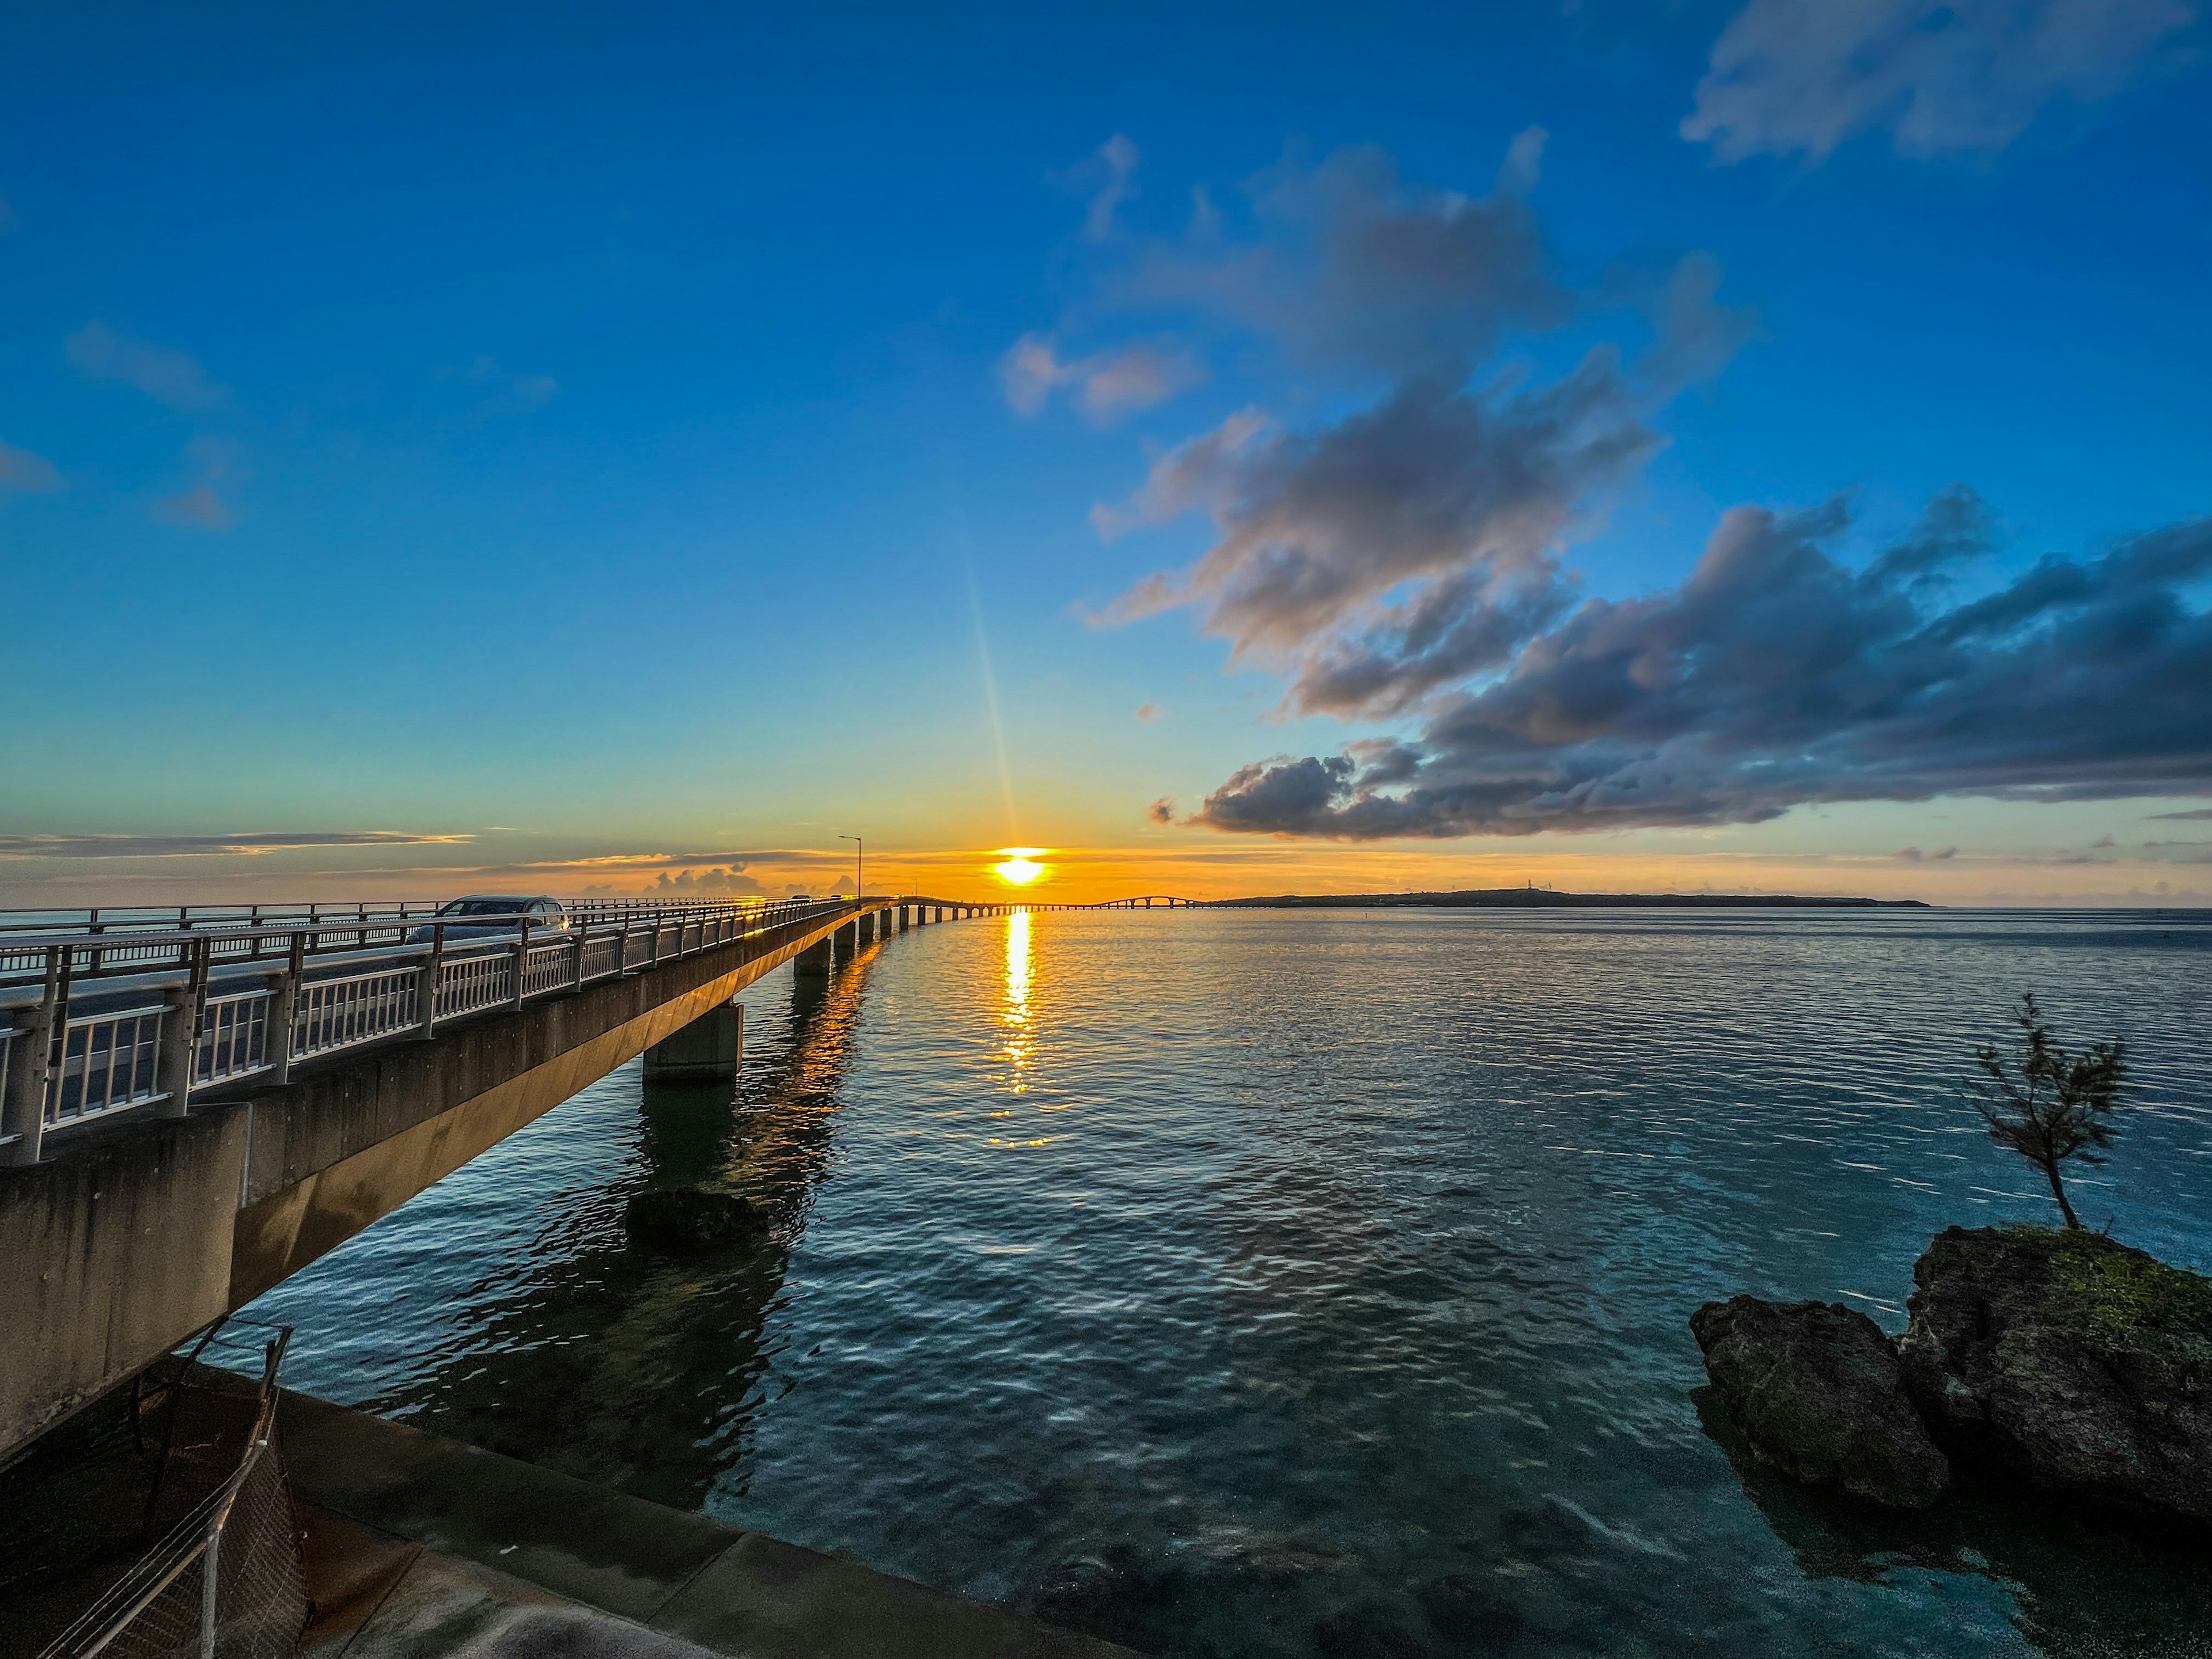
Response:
[1000,909,1032,1096]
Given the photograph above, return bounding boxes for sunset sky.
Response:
[2,2,2208,906]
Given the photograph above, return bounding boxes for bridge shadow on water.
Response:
[351,946,880,1513]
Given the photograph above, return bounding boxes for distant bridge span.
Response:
[0,890,1196,1458]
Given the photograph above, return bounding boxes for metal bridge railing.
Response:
[0,895,878,1165]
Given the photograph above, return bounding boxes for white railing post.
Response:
[268,932,304,1086]
[420,924,446,1040]
[511,919,532,1010]
[1,946,61,1165]
[158,937,210,1118]
[572,922,588,991]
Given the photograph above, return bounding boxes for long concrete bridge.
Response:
[0,890,1197,1459]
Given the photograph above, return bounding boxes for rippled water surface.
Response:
[251,908,2212,1657]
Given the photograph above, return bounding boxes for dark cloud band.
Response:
[1192,497,2212,838]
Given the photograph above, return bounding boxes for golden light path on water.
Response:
[999,909,1032,1100]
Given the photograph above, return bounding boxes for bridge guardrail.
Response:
[0,896,888,1164]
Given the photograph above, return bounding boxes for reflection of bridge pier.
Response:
[336,952,882,1508]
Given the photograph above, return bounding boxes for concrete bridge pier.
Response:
[642,1001,743,1081]
[794,937,832,978]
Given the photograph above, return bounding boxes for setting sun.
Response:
[991,848,1048,886]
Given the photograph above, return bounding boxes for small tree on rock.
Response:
[1967,993,2126,1230]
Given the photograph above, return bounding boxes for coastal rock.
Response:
[1896,1226,2212,1524]
[623,1187,764,1255]
[1690,1296,1950,1509]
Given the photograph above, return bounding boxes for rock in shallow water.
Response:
[1897,1225,2212,1525]
[1690,1296,1950,1510]
[623,1186,764,1255]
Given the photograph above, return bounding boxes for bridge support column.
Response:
[794,937,832,979]
[643,1001,743,1081]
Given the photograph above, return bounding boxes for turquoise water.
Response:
[250,908,2212,1657]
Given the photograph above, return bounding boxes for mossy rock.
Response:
[1995,1224,2212,1366]
[1898,1226,2211,1525]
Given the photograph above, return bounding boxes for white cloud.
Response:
[66,321,228,410]
[1684,0,2194,163]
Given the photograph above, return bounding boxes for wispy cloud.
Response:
[152,435,247,531]
[1683,0,2194,164]
[66,321,228,411]
[154,484,230,531]
[0,438,63,494]
[998,334,1204,421]
[0,832,473,860]
[1055,133,1140,243]
[452,354,560,418]
[1893,845,1960,861]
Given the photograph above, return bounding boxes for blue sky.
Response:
[2,1,2207,904]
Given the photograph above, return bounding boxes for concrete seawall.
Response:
[282,1387,1134,1659]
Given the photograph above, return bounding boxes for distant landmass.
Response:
[1209,887,1930,910]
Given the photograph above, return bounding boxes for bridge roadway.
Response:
[0,890,1196,1459]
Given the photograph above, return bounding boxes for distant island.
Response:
[1208,887,1930,910]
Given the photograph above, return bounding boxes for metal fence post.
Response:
[572,922,588,991]
[199,1515,222,1658]
[1,946,61,1165]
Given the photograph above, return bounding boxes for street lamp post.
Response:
[839,835,862,907]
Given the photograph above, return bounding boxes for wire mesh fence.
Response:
[31,1324,306,1659]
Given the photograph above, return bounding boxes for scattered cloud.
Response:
[1080,138,1753,734]
[0,438,63,493]
[1635,250,1766,396]
[998,334,1204,420]
[454,354,560,417]
[1894,845,1960,861]
[650,865,762,895]
[66,321,228,411]
[1137,702,1162,721]
[1093,353,1660,700]
[151,435,247,531]
[1190,496,2212,838]
[0,831,472,859]
[1061,133,1141,242]
[2149,806,2212,819]
[1147,797,1176,824]
[154,484,231,531]
[1120,137,1568,384]
[1683,0,2195,164]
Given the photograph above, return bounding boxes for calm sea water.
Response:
[249,908,2212,1658]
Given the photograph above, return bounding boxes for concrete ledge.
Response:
[281,1390,1137,1659]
